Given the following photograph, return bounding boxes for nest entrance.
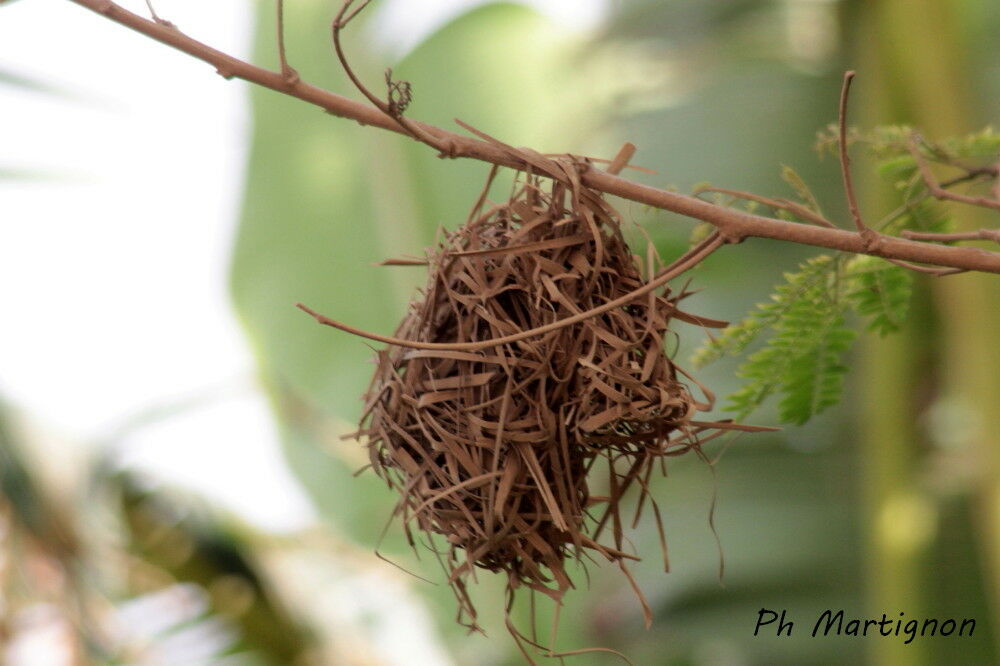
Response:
[351,154,735,640]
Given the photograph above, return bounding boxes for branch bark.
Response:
[65,0,1000,274]
[903,228,1000,244]
[908,134,1000,213]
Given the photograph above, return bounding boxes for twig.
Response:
[331,0,453,155]
[606,142,637,176]
[903,228,1000,244]
[940,166,998,189]
[695,186,836,229]
[831,77,953,276]
[329,0,380,112]
[908,133,1000,212]
[881,259,965,276]
[838,71,871,240]
[275,0,298,82]
[143,0,174,28]
[60,0,1000,274]
[881,168,997,233]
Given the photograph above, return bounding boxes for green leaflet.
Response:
[692,255,834,368]
[695,249,918,422]
[876,154,917,180]
[881,198,951,236]
[696,248,919,422]
[774,312,855,424]
[947,125,1000,158]
[781,164,824,215]
[818,123,999,167]
[844,256,913,335]
[695,250,919,422]
[720,256,855,424]
[694,255,855,424]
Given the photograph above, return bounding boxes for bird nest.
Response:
[347,156,736,637]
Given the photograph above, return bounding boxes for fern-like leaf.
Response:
[716,255,856,424]
[693,255,834,368]
[776,312,855,425]
[845,256,913,335]
[881,198,951,236]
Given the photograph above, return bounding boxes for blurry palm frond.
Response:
[108,471,316,664]
[0,402,316,665]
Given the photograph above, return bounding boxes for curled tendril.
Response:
[385,68,413,116]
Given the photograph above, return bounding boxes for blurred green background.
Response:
[2,0,998,664]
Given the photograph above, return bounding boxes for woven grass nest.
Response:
[310,148,747,640]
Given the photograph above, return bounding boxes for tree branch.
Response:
[142,0,174,28]
[837,71,868,235]
[903,228,1000,244]
[275,0,298,83]
[908,133,1000,212]
[694,186,837,229]
[63,0,1000,274]
[330,0,452,155]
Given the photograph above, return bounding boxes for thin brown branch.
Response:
[882,258,966,276]
[61,0,1000,274]
[903,228,1000,244]
[330,0,384,113]
[695,186,836,229]
[340,0,372,26]
[838,71,869,237]
[940,166,998,189]
[275,0,298,82]
[331,0,450,154]
[908,133,1000,212]
[606,142,637,176]
[330,0,386,113]
[143,0,174,28]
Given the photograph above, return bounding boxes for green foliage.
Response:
[696,118,996,423]
[946,125,1000,158]
[844,255,913,335]
[817,123,1000,168]
[697,248,920,422]
[882,198,951,236]
[876,154,917,181]
[693,256,833,368]
[775,311,855,424]
[781,164,823,215]
[697,244,923,422]
[702,256,855,424]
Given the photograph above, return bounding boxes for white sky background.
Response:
[0,0,607,531]
[0,0,318,532]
